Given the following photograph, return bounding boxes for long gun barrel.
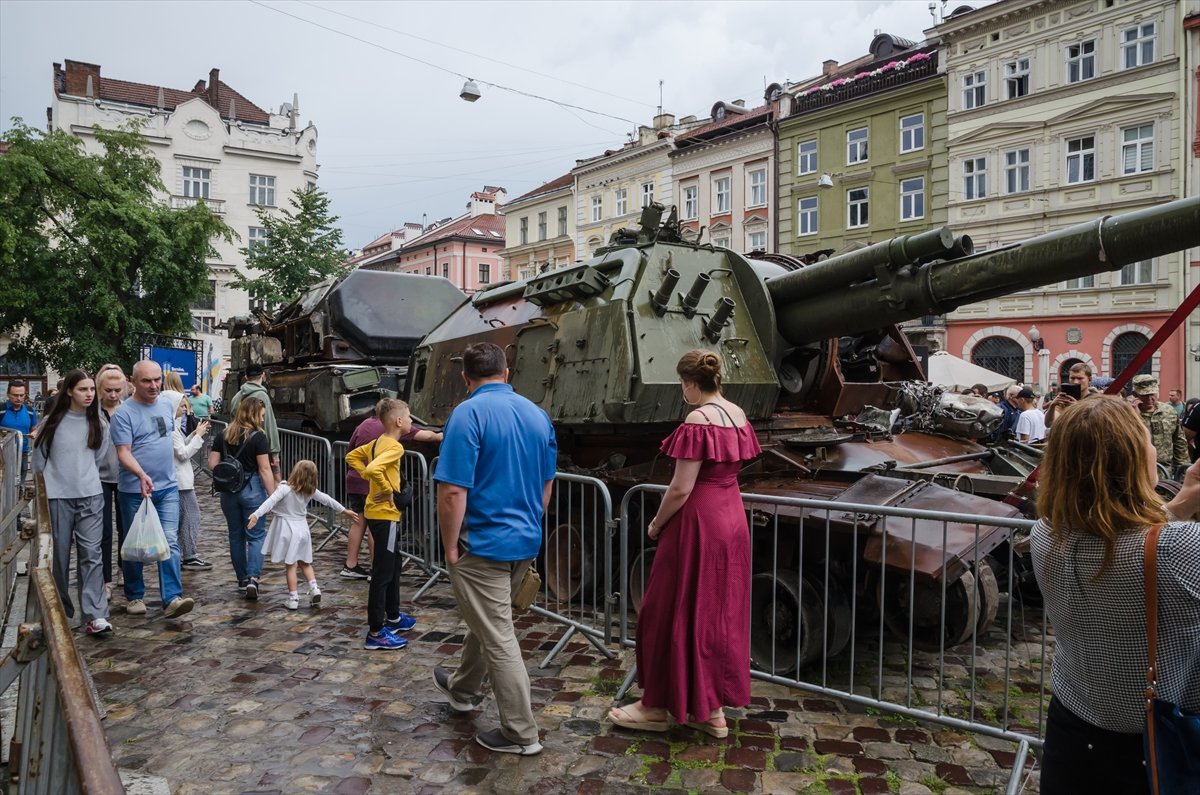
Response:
[768,196,1200,346]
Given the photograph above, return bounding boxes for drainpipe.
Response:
[769,106,780,250]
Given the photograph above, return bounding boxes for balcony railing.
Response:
[792,54,939,113]
[169,195,226,215]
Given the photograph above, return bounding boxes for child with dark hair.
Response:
[33,369,113,634]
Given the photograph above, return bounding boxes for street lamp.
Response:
[1028,325,1044,351]
[1029,325,1050,394]
[459,79,482,102]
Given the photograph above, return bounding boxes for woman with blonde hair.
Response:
[208,396,274,599]
[1032,396,1200,794]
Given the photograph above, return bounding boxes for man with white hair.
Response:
[985,384,1022,443]
[110,360,194,619]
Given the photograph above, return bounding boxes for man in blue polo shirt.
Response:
[432,342,556,757]
[1,379,39,484]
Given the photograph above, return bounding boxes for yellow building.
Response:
[499,173,575,281]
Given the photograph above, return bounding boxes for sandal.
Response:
[607,703,669,733]
[686,711,729,739]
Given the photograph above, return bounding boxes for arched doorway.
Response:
[971,336,1025,383]
[1111,332,1151,378]
[1058,357,1083,386]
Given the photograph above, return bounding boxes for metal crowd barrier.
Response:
[615,484,1045,795]
[0,432,124,793]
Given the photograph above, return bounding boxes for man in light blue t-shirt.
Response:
[432,342,557,757]
[110,360,193,620]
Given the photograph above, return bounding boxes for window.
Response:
[1119,259,1153,285]
[1066,40,1096,83]
[425,266,432,275]
[537,211,547,241]
[182,167,210,199]
[249,174,275,206]
[478,263,491,284]
[442,263,449,278]
[1064,274,1095,289]
[748,231,766,251]
[1004,148,1030,194]
[1121,124,1153,174]
[900,114,924,153]
[247,226,268,251]
[1004,58,1030,99]
[846,128,868,164]
[519,217,529,245]
[748,168,767,207]
[556,206,567,236]
[713,177,731,213]
[1112,332,1151,377]
[614,188,628,216]
[797,196,818,236]
[847,187,869,228]
[713,235,730,249]
[1122,22,1155,68]
[797,139,818,175]
[1066,135,1095,184]
[591,195,602,222]
[682,185,698,220]
[641,181,654,207]
[963,157,987,200]
[192,316,217,335]
[191,279,217,311]
[962,71,986,109]
[900,177,924,221]
[971,337,1025,383]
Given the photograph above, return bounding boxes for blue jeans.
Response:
[219,475,267,584]
[118,487,182,605]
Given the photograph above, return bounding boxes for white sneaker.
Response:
[284,595,299,610]
[309,585,321,606]
[85,618,113,635]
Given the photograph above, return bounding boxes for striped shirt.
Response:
[1030,519,1200,732]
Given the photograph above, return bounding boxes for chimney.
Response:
[208,68,220,110]
[290,92,299,130]
[731,99,745,107]
[156,86,164,109]
[653,112,675,130]
[822,59,839,76]
[62,60,101,98]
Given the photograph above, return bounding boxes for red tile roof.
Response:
[674,102,773,145]
[407,212,506,250]
[510,172,574,204]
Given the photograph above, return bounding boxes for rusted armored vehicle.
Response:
[223,269,465,436]
[405,197,1200,672]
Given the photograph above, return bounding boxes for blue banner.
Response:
[150,346,198,390]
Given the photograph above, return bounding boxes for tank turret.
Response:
[405,197,1200,670]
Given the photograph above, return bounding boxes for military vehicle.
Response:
[223,269,465,436]
[406,197,1200,672]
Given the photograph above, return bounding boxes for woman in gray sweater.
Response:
[33,369,113,634]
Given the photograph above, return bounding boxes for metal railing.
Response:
[614,484,1045,794]
[0,431,123,793]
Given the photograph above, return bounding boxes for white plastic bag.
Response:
[120,498,171,563]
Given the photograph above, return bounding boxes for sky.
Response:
[1,0,965,250]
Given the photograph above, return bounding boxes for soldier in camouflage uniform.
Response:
[1132,374,1188,478]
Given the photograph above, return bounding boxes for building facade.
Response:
[1184,1,1200,396]
[499,173,575,281]
[49,60,319,371]
[361,187,506,294]
[670,97,776,253]
[934,0,1190,394]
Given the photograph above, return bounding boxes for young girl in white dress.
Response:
[248,460,358,609]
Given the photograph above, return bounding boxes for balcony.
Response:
[792,53,938,114]
[169,195,226,215]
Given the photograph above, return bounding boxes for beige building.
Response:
[499,173,575,281]
[933,0,1191,394]
[670,97,777,252]
[1185,1,1200,395]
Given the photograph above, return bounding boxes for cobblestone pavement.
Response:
[76,487,1044,794]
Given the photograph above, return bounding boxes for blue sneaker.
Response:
[385,612,417,632]
[364,629,408,650]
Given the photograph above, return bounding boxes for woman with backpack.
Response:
[32,369,114,634]
[208,396,274,600]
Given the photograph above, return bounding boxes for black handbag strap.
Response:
[1144,523,1164,795]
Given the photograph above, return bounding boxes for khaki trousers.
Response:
[447,553,538,744]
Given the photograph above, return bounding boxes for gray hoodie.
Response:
[229,381,280,455]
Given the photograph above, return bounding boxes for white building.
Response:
[49,60,319,370]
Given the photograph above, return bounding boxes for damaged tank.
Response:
[406,197,1200,672]
[223,268,465,436]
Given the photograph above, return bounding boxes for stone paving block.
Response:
[720,768,758,793]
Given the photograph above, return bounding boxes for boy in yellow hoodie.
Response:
[346,398,413,650]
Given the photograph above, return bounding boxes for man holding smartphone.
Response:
[1045,362,1095,428]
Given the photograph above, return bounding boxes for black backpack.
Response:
[212,434,251,494]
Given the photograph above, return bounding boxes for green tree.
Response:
[233,185,348,309]
[0,120,231,371]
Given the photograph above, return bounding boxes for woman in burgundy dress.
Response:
[608,349,761,738]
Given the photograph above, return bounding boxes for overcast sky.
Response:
[1,0,962,249]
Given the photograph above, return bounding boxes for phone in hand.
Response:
[1060,383,1082,400]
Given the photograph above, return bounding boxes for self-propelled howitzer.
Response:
[406,197,1200,672]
